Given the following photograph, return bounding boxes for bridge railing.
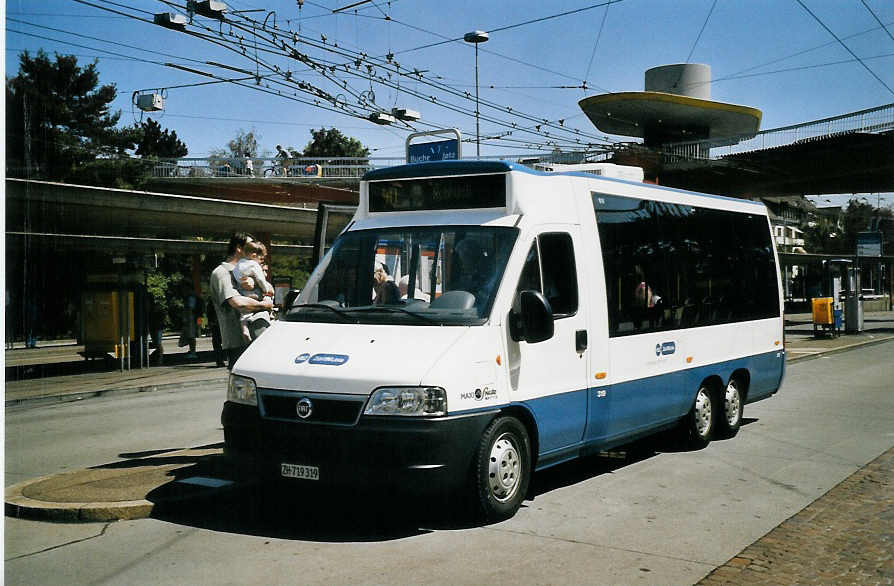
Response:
[150,156,405,179]
[149,151,603,180]
[662,102,894,163]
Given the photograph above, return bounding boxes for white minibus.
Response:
[223,160,785,521]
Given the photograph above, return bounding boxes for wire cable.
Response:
[583,2,611,88]
[858,0,894,43]
[795,0,894,96]
[685,0,717,63]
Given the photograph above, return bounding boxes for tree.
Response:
[209,128,259,174]
[136,118,188,159]
[210,128,259,159]
[302,127,369,158]
[6,51,136,179]
[805,199,894,254]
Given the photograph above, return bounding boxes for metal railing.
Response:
[150,156,390,180]
[149,151,601,180]
[7,150,616,182]
[662,103,894,163]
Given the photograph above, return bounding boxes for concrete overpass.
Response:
[5,179,332,347]
[6,178,321,254]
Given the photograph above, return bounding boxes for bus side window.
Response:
[539,233,578,317]
[517,241,542,293]
[515,234,578,319]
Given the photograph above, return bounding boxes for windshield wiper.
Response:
[288,303,354,322]
[350,305,441,324]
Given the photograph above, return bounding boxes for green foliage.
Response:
[136,117,188,159]
[146,270,181,331]
[840,200,893,254]
[210,128,259,159]
[806,200,894,255]
[803,220,840,255]
[65,157,154,189]
[302,127,369,158]
[6,51,136,179]
[270,252,313,291]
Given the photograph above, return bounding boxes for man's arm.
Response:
[227,294,273,314]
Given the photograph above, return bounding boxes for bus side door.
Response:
[506,229,589,466]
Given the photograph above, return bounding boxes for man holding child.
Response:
[209,232,274,369]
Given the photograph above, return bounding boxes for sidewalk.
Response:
[5,335,228,407]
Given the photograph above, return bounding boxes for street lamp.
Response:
[464,30,489,158]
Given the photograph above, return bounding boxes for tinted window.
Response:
[593,193,779,337]
[515,233,578,318]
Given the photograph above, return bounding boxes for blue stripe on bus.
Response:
[511,350,784,471]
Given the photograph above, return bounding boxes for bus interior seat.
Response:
[430,290,476,310]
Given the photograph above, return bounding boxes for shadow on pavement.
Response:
[139,422,762,543]
[143,449,472,542]
[529,419,759,498]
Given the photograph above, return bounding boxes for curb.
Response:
[4,448,234,522]
[786,335,894,363]
[5,474,154,522]
[4,375,228,409]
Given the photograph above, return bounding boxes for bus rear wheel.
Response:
[684,385,716,449]
[474,416,531,523]
[717,378,744,438]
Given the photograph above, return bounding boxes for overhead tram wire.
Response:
[713,19,894,82]
[22,1,589,150]
[712,52,894,83]
[7,18,328,97]
[5,29,306,101]
[685,0,717,64]
[86,0,607,144]
[7,18,219,67]
[6,12,129,19]
[207,10,612,144]
[7,18,369,123]
[77,0,613,148]
[858,0,894,43]
[71,0,154,24]
[6,28,164,67]
[380,9,616,91]
[98,5,598,148]
[583,1,611,89]
[795,0,894,97]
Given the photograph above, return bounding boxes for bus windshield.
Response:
[289,226,518,325]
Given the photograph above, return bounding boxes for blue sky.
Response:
[6,0,894,170]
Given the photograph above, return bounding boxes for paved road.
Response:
[5,341,894,584]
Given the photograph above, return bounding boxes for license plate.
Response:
[280,463,319,481]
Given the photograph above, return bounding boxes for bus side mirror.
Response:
[510,290,554,343]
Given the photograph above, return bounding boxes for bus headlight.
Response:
[227,374,257,406]
[364,386,447,417]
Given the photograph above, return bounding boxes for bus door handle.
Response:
[576,330,588,353]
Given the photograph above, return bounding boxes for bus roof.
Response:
[362,160,765,210]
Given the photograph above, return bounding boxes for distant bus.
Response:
[223,161,785,521]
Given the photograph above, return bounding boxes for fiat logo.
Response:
[296,398,313,419]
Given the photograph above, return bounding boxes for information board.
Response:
[407,139,459,163]
[857,232,882,257]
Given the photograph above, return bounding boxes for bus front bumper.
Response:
[221,401,494,493]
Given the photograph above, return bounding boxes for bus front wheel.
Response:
[474,416,531,522]
[684,385,716,449]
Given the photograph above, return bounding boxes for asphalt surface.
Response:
[5,312,894,583]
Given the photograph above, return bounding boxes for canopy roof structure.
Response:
[579,64,762,147]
